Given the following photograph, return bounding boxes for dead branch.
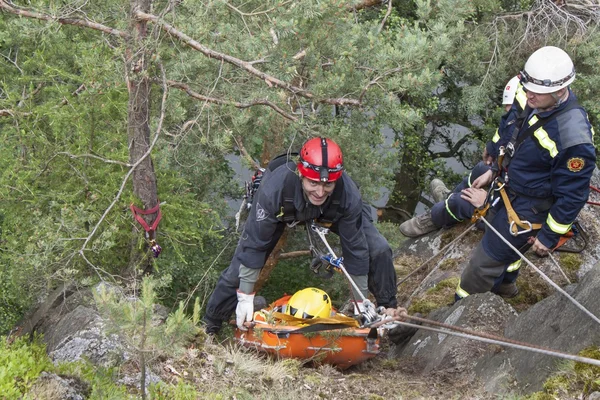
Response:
[279,250,311,260]
[167,80,298,121]
[378,0,393,33]
[136,11,362,107]
[351,0,384,11]
[359,67,402,102]
[225,1,293,17]
[0,109,32,117]
[0,0,128,38]
[233,136,261,171]
[60,84,87,106]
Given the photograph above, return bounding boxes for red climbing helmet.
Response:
[297,137,344,182]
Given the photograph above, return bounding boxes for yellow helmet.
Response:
[285,288,332,319]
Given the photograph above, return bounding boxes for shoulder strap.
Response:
[280,161,299,223]
[515,100,580,151]
[503,99,580,167]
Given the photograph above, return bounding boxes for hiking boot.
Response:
[495,282,519,299]
[430,178,451,203]
[399,210,439,238]
[203,316,223,335]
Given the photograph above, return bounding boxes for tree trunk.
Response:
[380,148,423,223]
[126,0,159,277]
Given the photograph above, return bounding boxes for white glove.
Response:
[236,290,255,330]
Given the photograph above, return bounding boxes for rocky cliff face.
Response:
[390,168,600,395]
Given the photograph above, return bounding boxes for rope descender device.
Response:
[130,201,163,258]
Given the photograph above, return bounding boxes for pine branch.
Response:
[0,0,128,38]
[167,80,298,121]
[136,11,362,107]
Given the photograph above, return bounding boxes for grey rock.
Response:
[475,262,600,394]
[27,372,90,400]
[391,293,516,383]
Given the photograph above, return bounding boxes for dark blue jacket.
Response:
[506,90,596,248]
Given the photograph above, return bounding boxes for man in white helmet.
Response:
[454,46,596,300]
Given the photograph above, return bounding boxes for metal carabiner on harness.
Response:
[509,220,533,236]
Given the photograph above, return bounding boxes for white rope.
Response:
[391,321,600,367]
[548,252,572,284]
[479,216,600,326]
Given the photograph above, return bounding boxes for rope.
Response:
[397,224,476,288]
[376,315,600,368]
[548,253,571,284]
[479,216,600,326]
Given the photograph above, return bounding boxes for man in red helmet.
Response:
[203,137,398,334]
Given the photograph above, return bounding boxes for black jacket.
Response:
[235,163,369,276]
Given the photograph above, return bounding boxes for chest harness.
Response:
[473,100,580,237]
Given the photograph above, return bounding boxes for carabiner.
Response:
[509,220,533,236]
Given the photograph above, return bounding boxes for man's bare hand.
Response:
[472,169,493,189]
[531,238,550,257]
[460,187,488,208]
[384,307,408,320]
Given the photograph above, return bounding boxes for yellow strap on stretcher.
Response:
[270,312,359,328]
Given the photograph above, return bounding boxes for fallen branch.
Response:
[0,109,32,117]
[279,250,311,260]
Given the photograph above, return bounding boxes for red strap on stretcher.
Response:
[130,202,162,233]
[588,185,600,206]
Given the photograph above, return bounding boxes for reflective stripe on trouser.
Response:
[456,243,507,299]
[431,161,492,228]
[456,198,541,300]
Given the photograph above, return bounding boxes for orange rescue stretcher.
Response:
[233,295,380,369]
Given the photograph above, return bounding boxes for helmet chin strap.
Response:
[551,87,569,108]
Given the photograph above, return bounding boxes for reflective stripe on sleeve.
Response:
[445,194,463,222]
[492,129,500,143]
[546,213,572,235]
[533,127,558,158]
[515,86,527,109]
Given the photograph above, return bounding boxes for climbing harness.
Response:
[130,202,162,258]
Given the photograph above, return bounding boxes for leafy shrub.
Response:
[0,336,53,397]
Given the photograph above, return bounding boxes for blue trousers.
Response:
[431,161,492,228]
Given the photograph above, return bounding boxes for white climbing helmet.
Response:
[502,75,521,105]
[520,46,575,94]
